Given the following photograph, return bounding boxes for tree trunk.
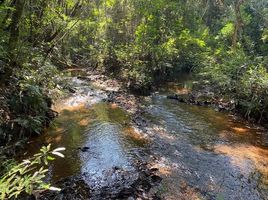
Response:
[232,0,244,49]
[1,0,16,28]
[8,0,25,64]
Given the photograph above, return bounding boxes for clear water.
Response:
[23,72,268,199]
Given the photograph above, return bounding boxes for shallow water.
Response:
[24,76,148,185]
[24,72,268,199]
[142,81,268,199]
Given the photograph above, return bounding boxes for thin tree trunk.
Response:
[2,0,25,81]
[8,0,26,63]
[31,0,48,47]
[232,0,244,49]
[42,20,80,65]
[1,0,16,28]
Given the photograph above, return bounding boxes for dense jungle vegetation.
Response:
[0,0,268,198]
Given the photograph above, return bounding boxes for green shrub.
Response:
[7,83,52,137]
[0,145,65,199]
[237,61,268,120]
[200,47,268,122]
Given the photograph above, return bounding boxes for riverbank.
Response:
[21,68,163,200]
[63,69,268,199]
[8,68,268,200]
[166,76,268,129]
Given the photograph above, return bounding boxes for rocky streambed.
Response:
[23,69,268,200]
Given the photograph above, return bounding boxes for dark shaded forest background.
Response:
[0,0,268,198]
[0,0,267,163]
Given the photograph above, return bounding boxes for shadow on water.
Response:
[141,78,268,199]
[22,72,268,199]
[24,100,148,184]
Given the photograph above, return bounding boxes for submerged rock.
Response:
[78,146,90,152]
[38,162,161,200]
[39,176,91,200]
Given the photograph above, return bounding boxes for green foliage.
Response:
[262,29,268,42]
[238,60,268,119]
[0,0,267,129]
[0,3,267,198]
[7,83,50,135]
[201,49,248,90]
[220,22,234,38]
[81,0,211,91]
[0,158,16,176]
[0,145,65,199]
[195,0,268,122]
[201,47,268,121]
[0,78,56,144]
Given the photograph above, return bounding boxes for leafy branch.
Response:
[0,144,65,199]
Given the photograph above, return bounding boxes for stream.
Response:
[23,70,268,200]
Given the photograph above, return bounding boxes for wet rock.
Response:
[150,175,162,185]
[39,176,91,200]
[150,168,158,172]
[77,76,91,81]
[67,87,76,93]
[78,146,90,152]
[113,166,120,170]
[39,161,162,200]
[167,94,188,103]
[167,91,238,116]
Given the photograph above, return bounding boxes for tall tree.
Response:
[232,0,245,49]
[8,0,25,65]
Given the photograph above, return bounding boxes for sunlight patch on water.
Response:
[78,118,91,126]
[173,87,191,95]
[214,144,268,185]
[54,102,85,112]
[81,123,132,177]
[231,126,250,134]
[123,127,149,145]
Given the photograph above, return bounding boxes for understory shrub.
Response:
[0,145,65,199]
[200,48,268,123]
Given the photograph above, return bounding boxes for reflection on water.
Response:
[23,72,150,189]
[23,73,268,199]
[81,123,132,177]
[215,144,268,186]
[143,80,268,199]
[146,94,268,148]
[24,100,147,183]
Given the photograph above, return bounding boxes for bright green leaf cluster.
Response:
[0,145,65,199]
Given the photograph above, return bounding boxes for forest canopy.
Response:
[0,0,268,198]
[0,0,267,144]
